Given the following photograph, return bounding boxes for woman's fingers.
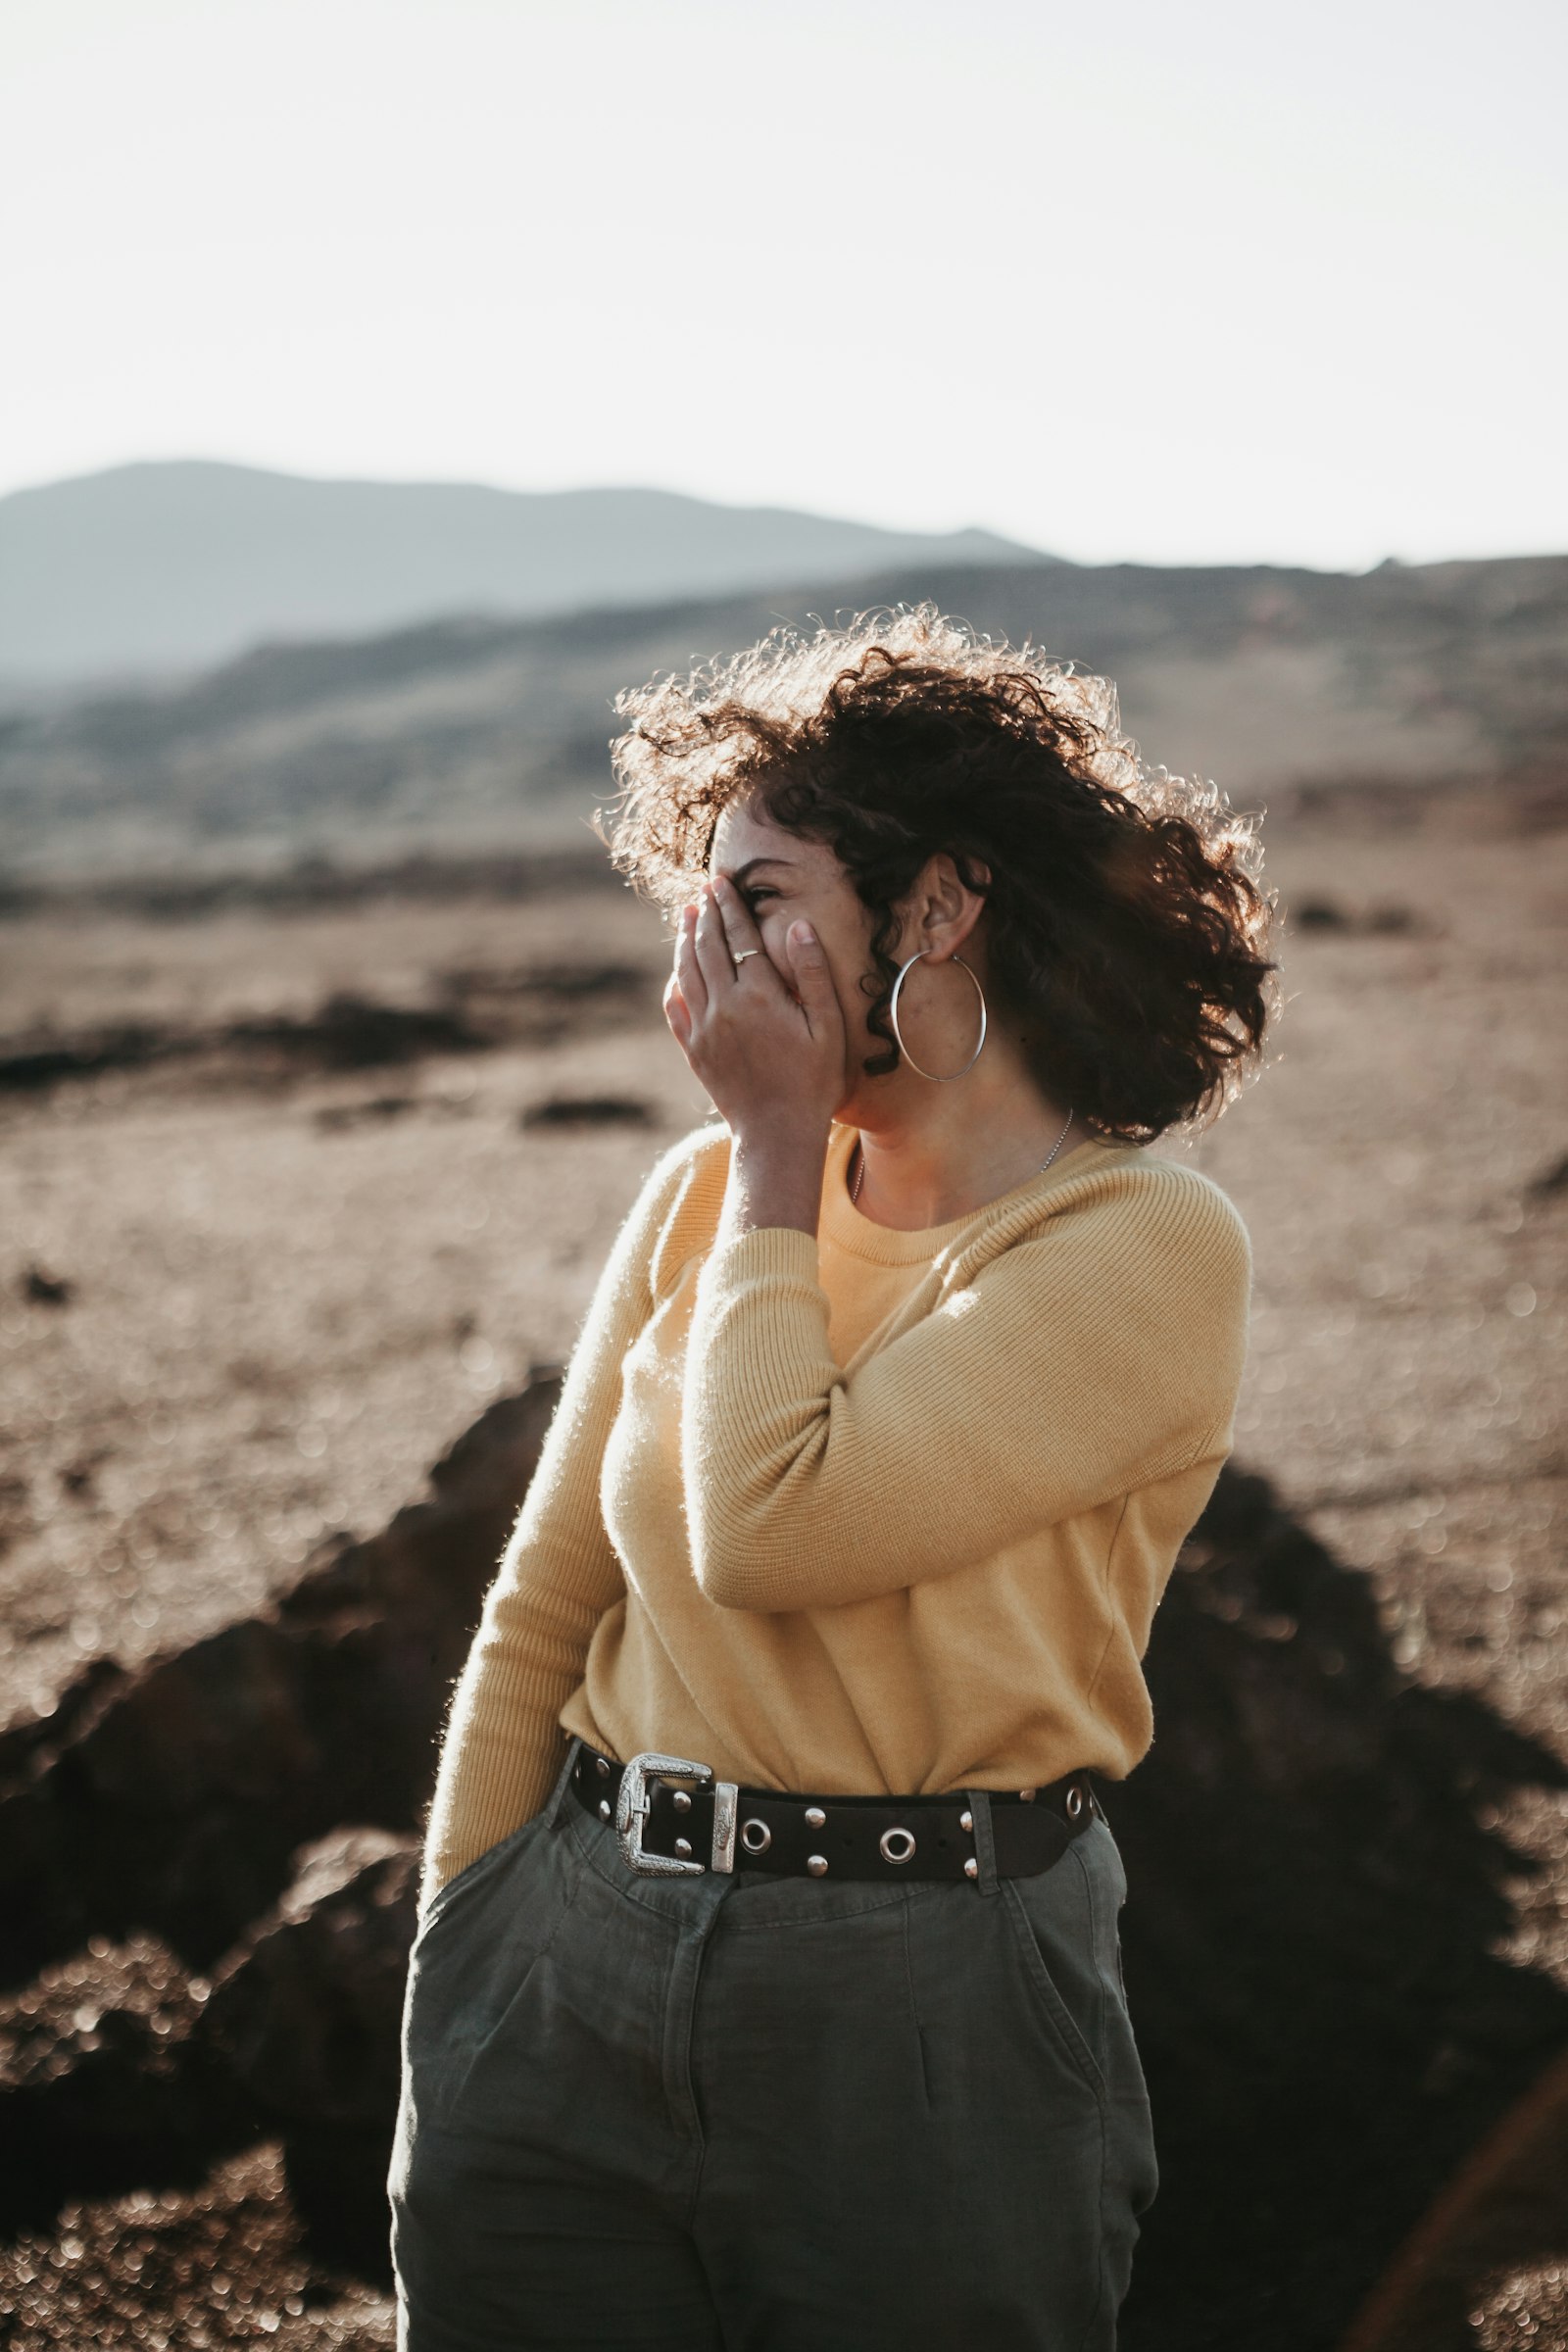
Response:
[785,921,843,1043]
[710,873,766,968]
[663,972,693,1053]
[667,897,842,1136]
[673,904,707,1021]
[692,884,735,999]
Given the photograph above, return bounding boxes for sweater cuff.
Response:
[696,1223,821,1298]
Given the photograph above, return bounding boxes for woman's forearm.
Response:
[419,1132,709,1907]
[681,1171,1252,1614]
[718,1119,832,1245]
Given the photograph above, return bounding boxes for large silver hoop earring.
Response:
[888,951,987,1082]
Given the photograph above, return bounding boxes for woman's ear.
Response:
[904,853,988,962]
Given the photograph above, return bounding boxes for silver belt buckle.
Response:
[614,1751,740,1878]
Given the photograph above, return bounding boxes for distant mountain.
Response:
[0,461,1057,685]
[2,552,1563,881]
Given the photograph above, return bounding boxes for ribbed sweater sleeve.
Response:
[681,1166,1251,1613]
[418,1136,705,1905]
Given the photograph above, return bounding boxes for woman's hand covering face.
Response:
[664,876,847,1143]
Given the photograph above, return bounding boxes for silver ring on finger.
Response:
[732,950,761,965]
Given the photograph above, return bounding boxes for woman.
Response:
[390,606,1274,2351]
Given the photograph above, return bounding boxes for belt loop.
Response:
[546,1736,585,1830]
[964,1788,1002,1898]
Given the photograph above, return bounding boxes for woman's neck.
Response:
[848,1053,1091,1231]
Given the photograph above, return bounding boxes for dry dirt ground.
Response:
[1,784,1565,2345]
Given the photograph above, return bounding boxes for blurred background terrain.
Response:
[3,475,1564,881]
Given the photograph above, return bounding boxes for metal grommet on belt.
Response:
[1065,1786,1084,1821]
[879,1827,916,1865]
[741,1818,771,1855]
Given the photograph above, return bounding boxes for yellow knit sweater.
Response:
[421,1121,1252,1896]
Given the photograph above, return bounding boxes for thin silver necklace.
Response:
[850,1106,1077,1208]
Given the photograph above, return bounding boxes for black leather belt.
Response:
[569,1742,1097,1885]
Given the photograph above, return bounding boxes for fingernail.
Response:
[790,920,815,946]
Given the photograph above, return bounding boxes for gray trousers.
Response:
[389,1738,1157,2351]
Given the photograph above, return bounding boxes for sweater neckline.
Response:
[819,1120,1137,1268]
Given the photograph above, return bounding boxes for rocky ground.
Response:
[0,871,681,1726]
[0,780,1564,2348]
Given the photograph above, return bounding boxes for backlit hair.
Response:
[603,603,1275,1143]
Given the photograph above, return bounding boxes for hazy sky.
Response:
[3,0,1563,570]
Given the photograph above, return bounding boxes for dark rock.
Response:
[1115,1468,1568,2352]
[0,961,657,1100]
[0,1655,127,1786]
[0,990,509,1098]
[21,1264,74,1307]
[203,1834,416,2132]
[1290,897,1427,937]
[0,1837,416,2273]
[201,1833,417,2279]
[520,1094,655,1130]
[1294,896,1350,930]
[0,1936,255,2228]
[0,1374,561,1984]
[1341,2047,1568,2351]
[225,995,486,1072]
[0,1034,170,1093]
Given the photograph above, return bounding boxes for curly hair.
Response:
[602,604,1276,1145]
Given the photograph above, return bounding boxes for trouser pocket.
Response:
[398,1743,585,2126]
[412,1808,546,1954]
[1002,1879,1107,2097]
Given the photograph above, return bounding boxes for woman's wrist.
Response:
[721,1119,832,1241]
